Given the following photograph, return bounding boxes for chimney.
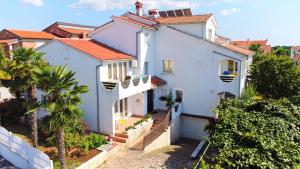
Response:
[148,9,158,18]
[135,1,143,16]
[81,32,88,39]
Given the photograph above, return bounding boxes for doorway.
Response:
[147,90,154,113]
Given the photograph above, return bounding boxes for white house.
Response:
[38,2,253,140]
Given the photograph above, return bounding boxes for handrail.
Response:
[143,110,170,148]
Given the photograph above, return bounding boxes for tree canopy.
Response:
[250,54,300,99]
[205,98,300,169]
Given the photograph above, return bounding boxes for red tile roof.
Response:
[230,40,271,54]
[59,27,93,35]
[222,44,255,56]
[155,14,212,25]
[114,16,155,29]
[57,39,134,61]
[151,76,167,86]
[6,29,54,40]
[231,40,268,46]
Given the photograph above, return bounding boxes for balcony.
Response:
[101,75,152,100]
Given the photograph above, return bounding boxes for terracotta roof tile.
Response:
[114,16,155,29]
[57,39,134,61]
[222,44,255,56]
[230,40,268,46]
[59,28,93,35]
[151,76,167,86]
[155,14,212,25]
[6,29,54,40]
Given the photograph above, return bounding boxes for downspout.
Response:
[96,62,102,133]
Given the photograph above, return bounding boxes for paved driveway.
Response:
[97,139,198,169]
[0,155,18,169]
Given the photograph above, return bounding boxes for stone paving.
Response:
[0,155,18,169]
[97,139,198,169]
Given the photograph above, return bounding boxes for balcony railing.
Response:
[101,75,152,100]
[220,74,236,83]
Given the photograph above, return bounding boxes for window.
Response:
[108,64,112,80]
[123,62,127,80]
[144,33,149,45]
[175,90,183,102]
[113,63,117,80]
[119,63,123,81]
[144,62,149,75]
[163,60,174,73]
[208,29,213,41]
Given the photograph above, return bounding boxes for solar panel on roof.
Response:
[159,8,193,18]
[159,11,168,17]
[183,9,192,16]
[175,10,184,16]
[167,10,176,17]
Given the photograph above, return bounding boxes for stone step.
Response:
[115,133,129,138]
[113,136,127,143]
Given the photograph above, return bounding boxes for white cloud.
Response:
[69,0,235,11]
[20,0,43,7]
[220,7,240,16]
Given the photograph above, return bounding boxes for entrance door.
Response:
[147,90,154,112]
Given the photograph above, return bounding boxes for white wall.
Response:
[168,23,205,38]
[153,26,246,117]
[91,20,140,56]
[38,41,101,132]
[180,117,209,140]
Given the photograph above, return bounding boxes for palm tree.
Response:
[9,48,46,147]
[35,66,88,169]
[0,51,12,83]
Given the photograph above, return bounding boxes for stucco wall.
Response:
[153,26,246,117]
[38,41,101,132]
[180,116,209,140]
[91,20,140,56]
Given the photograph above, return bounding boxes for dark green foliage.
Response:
[87,132,107,149]
[0,98,26,124]
[166,93,175,110]
[249,44,263,54]
[206,98,300,169]
[250,54,300,99]
[272,46,291,56]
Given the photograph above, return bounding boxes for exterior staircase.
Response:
[130,111,170,150]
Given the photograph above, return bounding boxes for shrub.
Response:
[250,54,300,99]
[241,84,257,100]
[87,132,107,149]
[206,98,300,168]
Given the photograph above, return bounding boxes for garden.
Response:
[0,48,107,169]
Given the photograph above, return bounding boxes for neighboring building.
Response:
[230,39,272,54]
[43,22,97,39]
[38,2,253,140]
[0,29,54,58]
[291,46,300,65]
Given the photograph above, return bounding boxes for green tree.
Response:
[272,46,291,56]
[205,98,300,169]
[0,51,11,82]
[249,43,263,54]
[250,54,300,99]
[8,48,46,147]
[36,66,88,169]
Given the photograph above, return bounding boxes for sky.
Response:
[0,0,299,46]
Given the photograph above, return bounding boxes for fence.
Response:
[0,126,53,169]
